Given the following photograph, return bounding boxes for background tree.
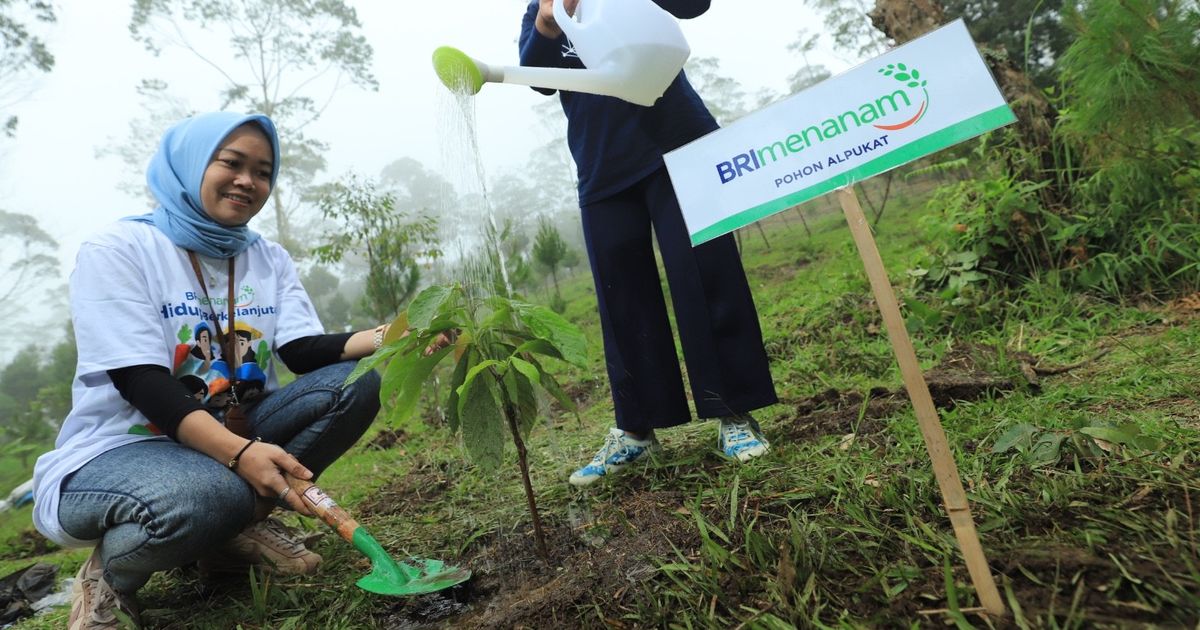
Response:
[313,174,441,322]
[787,30,834,94]
[940,0,1072,88]
[0,325,75,466]
[129,0,378,253]
[0,209,59,358]
[92,84,226,233]
[301,264,357,331]
[0,0,55,138]
[531,216,572,297]
[804,0,890,61]
[685,56,749,125]
[96,79,194,205]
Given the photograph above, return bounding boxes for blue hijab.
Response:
[130,112,281,259]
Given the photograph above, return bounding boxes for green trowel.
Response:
[285,474,471,596]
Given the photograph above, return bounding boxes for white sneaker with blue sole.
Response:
[569,427,660,487]
[719,416,771,462]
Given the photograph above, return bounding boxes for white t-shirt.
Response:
[33,221,325,547]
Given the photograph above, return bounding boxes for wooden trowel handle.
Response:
[285,473,362,544]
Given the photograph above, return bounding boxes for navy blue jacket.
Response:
[519,0,718,206]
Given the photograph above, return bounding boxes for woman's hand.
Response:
[423,329,459,357]
[535,0,579,39]
[233,442,315,516]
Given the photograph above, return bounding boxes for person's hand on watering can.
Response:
[535,0,579,38]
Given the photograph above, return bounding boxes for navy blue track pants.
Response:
[580,167,777,433]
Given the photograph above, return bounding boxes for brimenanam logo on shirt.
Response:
[159,286,277,322]
[713,62,930,187]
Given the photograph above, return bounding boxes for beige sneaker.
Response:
[69,547,141,630]
[198,517,321,577]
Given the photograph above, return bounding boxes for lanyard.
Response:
[186,251,241,406]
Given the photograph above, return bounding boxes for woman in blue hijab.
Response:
[32,112,441,628]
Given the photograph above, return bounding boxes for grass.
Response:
[2,180,1198,628]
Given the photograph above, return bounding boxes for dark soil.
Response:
[778,343,1024,445]
[0,530,57,561]
[357,462,454,518]
[367,428,409,451]
[374,490,698,629]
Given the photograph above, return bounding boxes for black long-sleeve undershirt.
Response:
[107,331,356,440]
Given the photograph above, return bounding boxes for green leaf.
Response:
[1078,426,1137,446]
[512,303,587,366]
[480,302,514,330]
[383,346,453,427]
[344,345,400,386]
[407,285,455,331]
[1028,433,1066,466]
[502,368,539,439]
[514,338,565,361]
[895,72,911,81]
[1132,435,1161,451]
[536,367,576,414]
[446,348,476,434]
[384,312,409,344]
[952,251,980,267]
[459,372,505,471]
[992,424,1037,453]
[902,297,941,327]
[508,357,541,386]
[459,360,504,397]
[380,349,420,403]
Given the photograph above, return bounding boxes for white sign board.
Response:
[665,19,1015,245]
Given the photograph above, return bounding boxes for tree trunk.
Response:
[273,192,292,255]
[868,0,1069,214]
[795,206,812,238]
[504,401,549,563]
[871,172,896,227]
[754,221,772,250]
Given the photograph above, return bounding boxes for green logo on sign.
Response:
[875,63,929,131]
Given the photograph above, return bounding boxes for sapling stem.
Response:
[504,397,549,563]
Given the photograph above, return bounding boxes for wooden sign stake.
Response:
[836,186,1005,616]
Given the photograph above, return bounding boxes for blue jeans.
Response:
[58,361,381,594]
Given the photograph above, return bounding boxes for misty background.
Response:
[0,1,854,364]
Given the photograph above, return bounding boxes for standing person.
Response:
[31,112,436,629]
[520,0,778,487]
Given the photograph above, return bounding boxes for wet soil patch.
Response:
[557,375,607,412]
[367,428,409,451]
[375,490,699,629]
[357,464,453,518]
[780,344,1025,445]
[0,529,57,561]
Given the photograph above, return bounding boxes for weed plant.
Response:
[910,0,1200,318]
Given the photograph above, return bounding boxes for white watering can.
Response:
[433,0,691,107]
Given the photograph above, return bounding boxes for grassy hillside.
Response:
[3,184,1198,628]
